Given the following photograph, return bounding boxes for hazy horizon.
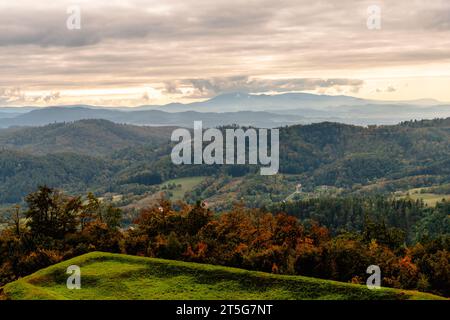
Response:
[2,91,450,110]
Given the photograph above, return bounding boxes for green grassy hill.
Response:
[1,252,444,300]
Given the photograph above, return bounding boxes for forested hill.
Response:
[0,118,449,205]
[0,119,174,156]
[279,119,450,186]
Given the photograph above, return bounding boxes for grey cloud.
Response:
[0,8,170,47]
[387,86,396,93]
[163,81,183,95]
[0,87,63,105]
[422,8,450,31]
[0,1,277,47]
[0,87,26,104]
[1,0,449,48]
[41,92,61,103]
[376,86,397,93]
[141,92,150,101]
[169,76,364,98]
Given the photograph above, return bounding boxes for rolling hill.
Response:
[0,119,174,156]
[0,252,444,300]
[0,106,305,129]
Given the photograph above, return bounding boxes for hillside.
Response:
[1,252,443,300]
[0,149,111,203]
[0,118,449,206]
[0,119,174,156]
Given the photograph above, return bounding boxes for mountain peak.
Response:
[209,92,251,101]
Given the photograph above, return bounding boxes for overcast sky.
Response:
[1,0,450,106]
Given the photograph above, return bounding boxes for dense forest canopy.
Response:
[0,118,449,206]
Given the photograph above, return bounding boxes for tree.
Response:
[24,186,79,240]
[10,205,22,237]
[79,192,99,230]
[185,201,212,236]
[362,219,406,250]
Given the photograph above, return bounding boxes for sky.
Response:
[0,0,450,107]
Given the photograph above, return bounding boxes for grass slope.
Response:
[1,252,444,300]
[397,188,450,206]
[162,176,205,201]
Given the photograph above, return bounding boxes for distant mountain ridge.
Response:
[0,107,306,128]
[129,92,446,112]
[0,92,449,128]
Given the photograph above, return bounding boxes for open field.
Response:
[396,188,450,206]
[161,176,205,201]
[408,193,450,206]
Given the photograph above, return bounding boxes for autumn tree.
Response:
[25,186,80,241]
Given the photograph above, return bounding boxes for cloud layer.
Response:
[164,77,365,98]
[0,0,449,105]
